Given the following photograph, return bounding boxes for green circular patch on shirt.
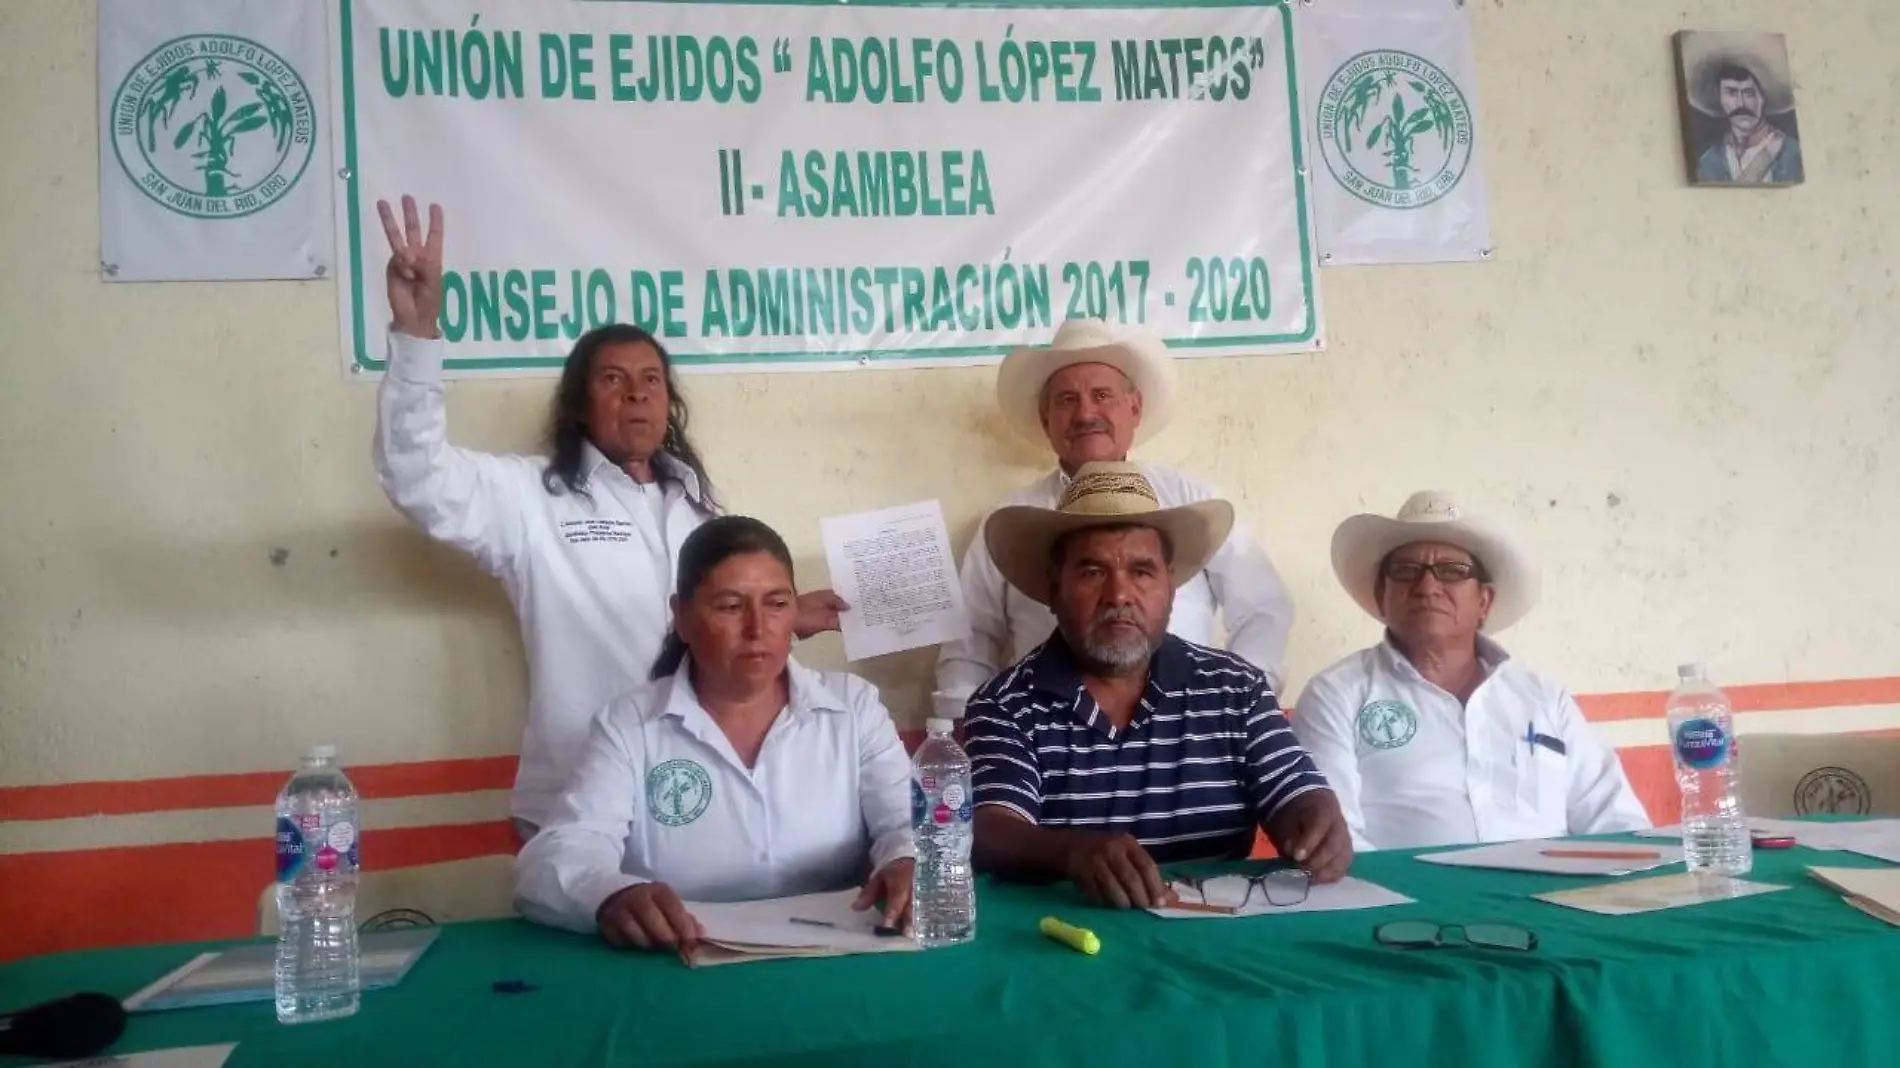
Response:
[1357,700,1419,750]
[646,759,713,826]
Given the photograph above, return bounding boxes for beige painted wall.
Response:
[3,0,1897,790]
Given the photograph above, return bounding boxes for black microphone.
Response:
[0,992,128,1060]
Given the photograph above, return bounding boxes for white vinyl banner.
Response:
[99,0,332,282]
[1297,0,1492,265]
[332,0,1321,376]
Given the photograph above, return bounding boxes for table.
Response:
[7,842,1900,1067]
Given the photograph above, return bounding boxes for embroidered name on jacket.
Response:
[560,519,636,544]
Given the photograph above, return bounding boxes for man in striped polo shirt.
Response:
[965,462,1351,909]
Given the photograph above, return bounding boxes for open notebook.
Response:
[684,889,920,967]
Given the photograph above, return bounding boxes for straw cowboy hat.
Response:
[1681,32,1795,116]
[984,462,1232,606]
[1330,491,1540,632]
[995,319,1178,447]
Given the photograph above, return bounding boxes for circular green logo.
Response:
[109,34,316,220]
[646,759,713,827]
[1316,50,1474,210]
[1357,700,1418,750]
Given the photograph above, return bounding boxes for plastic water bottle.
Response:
[1666,664,1751,876]
[274,745,362,1024]
[911,718,975,947]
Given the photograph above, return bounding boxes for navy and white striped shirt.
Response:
[965,635,1330,864]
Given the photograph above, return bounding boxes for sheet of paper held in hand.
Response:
[1417,839,1686,876]
[46,1045,236,1068]
[683,888,921,966]
[1536,873,1788,916]
[820,499,971,661]
[1145,876,1413,919]
[1642,818,1900,863]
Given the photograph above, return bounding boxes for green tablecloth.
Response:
[7,842,1900,1067]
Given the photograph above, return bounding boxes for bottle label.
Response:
[911,772,972,828]
[276,812,360,882]
[1673,718,1730,770]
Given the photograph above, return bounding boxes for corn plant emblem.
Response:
[110,34,315,220]
[1317,51,1473,210]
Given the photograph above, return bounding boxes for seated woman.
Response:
[515,516,915,950]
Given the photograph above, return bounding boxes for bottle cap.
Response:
[926,717,955,734]
[1676,663,1706,680]
[303,743,339,762]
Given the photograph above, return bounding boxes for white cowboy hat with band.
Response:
[995,319,1178,447]
[1330,491,1540,632]
[984,461,1231,607]
[1680,32,1796,116]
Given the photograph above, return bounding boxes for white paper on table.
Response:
[1835,823,1900,864]
[1145,876,1412,919]
[1639,817,1813,841]
[122,928,437,1013]
[1417,838,1685,876]
[1536,873,1787,916]
[1638,818,1900,859]
[47,1045,236,1068]
[819,500,970,662]
[685,889,908,952]
[1800,820,1900,862]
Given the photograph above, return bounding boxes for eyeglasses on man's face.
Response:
[1382,559,1481,585]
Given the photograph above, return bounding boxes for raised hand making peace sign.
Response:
[377,195,444,340]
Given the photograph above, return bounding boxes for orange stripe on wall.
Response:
[1579,676,1900,722]
[0,821,516,963]
[1616,746,1680,824]
[0,756,519,823]
[7,725,1900,961]
[5,678,1898,823]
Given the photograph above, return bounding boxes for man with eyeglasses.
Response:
[1291,492,1648,850]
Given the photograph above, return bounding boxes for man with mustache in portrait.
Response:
[1693,57,1803,184]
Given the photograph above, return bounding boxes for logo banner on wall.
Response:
[98,0,333,282]
[1297,0,1492,265]
[332,0,1322,378]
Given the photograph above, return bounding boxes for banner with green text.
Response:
[333,0,1321,376]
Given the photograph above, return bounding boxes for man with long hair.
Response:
[371,196,845,840]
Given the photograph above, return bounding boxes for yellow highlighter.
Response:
[1039,916,1101,956]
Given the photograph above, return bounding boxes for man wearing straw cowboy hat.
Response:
[1291,492,1648,851]
[935,319,1296,716]
[1682,33,1803,184]
[963,463,1350,908]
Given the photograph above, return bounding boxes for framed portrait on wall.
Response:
[1675,31,1804,186]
